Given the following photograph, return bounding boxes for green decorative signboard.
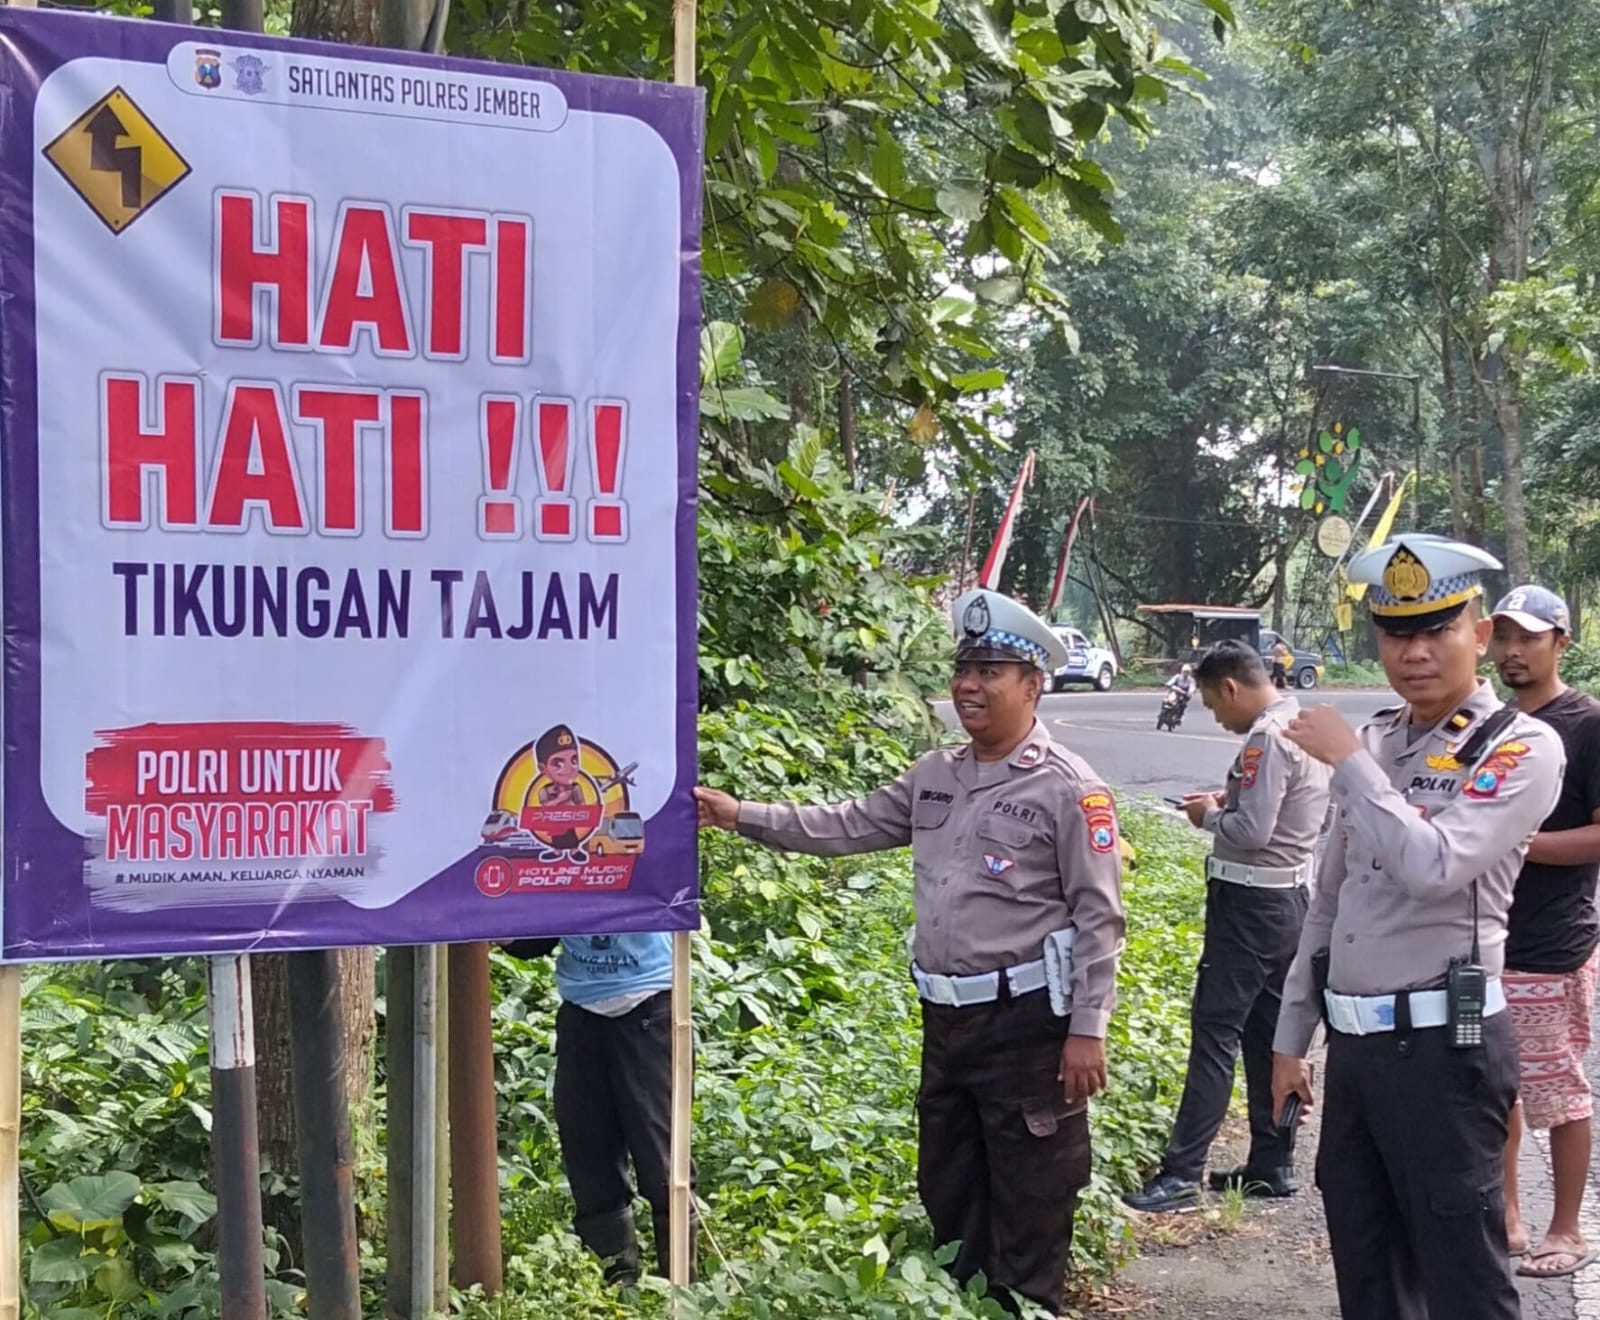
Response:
[1295,422,1363,515]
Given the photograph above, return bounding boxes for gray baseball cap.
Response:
[1491,584,1572,634]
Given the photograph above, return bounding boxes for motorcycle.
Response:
[1156,686,1190,731]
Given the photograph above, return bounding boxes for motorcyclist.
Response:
[1166,664,1196,699]
[1162,664,1196,728]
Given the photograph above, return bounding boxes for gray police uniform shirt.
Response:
[735,719,1126,1038]
[1275,680,1566,1056]
[1201,695,1333,869]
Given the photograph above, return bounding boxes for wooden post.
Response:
[668,931,693,1295]
[447,943,502,1293]
[0,965,20,1320]
[670,0,697,1304]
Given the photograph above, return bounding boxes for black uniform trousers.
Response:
[1317,1010,1520,1320]
[1163,879,1306,1181]
[917,989,1091,1316]
[553,992,697,1280]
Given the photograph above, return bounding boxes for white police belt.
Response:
[1205,857,1310,889]
[1322,980,1506,1037]
[912,957,1048,1008]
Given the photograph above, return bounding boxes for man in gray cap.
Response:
[1272,534,1564,1319]
[694,588,1126,1316]
[1489,585,1600,1279]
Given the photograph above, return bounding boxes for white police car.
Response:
[1049,626,1118,693]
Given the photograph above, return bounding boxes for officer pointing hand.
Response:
[692,589,1126,1319]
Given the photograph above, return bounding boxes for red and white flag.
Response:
[978,451,1036,589]
[1047,495,1093,614]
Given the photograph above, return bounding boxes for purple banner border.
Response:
[0,9,703,960]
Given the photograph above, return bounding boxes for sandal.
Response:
[1517,1247,1597,1279]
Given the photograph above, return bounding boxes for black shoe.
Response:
[1208,1164,1297,1198]
[602,1254,641,1289]
[1122,1172,1202,1214]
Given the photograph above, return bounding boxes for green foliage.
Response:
[18,966,302,1318]
[450,0,1228,474]
[1561,642,1600,697]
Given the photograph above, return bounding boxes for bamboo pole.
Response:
[0,965,20,1320]
[668,931,693,1296]
[669,0,697,1303]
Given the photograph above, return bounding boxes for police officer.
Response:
[695,589,1126,1317]
[1271,535,1565,1320]
[1124,639,1331,1213]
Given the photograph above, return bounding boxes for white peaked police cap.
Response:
[952,589,1069,674]
[1346,533,1501,634]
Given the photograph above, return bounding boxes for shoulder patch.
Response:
[1079,792,1118,854]
[1463,741,1530,799]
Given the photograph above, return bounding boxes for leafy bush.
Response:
[1322,660,1390,688]
[1562,641,1600,697]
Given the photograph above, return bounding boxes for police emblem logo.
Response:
[194,49,223,89]
[230,54,268,96]
[1425,753,1463,772]
[1382,546,1431,601]
[983,854,1015,877]
[962,595,991,639]
[1091,825,1114,851]
[1017,744,1044,767]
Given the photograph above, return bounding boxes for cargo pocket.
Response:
[1016,1100,1091,1192]
[1428,1163,1501,1220]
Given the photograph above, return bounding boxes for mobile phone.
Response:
[1163,795,1186,808]
[1277,1092,1303,1151]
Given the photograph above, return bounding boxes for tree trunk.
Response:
[1494,387,1533,582]
[253,949,376,1241]
[839,361,858,489]
[293,0,380,42]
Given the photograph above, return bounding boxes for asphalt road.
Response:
[934,687,1399,801]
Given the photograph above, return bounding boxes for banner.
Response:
[1046,495,1092,615]
[0,11,704,959]
[977,450,1035,590]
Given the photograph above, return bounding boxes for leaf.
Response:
[929,287,976,326]
[974,275,1025,305]
[93,1255,140,1304]
[777,461,825,500]
[701,386,791,423]
[42,1172,139,1233]
[951,368,1007,392]
[29,1238,98,1285]
[700,322,745,386]
[935,181,986,222]
[1299,486,1317,510]
[150,1180,216,1226]
[745,278,802,331]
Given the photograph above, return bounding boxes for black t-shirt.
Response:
[1506,688,1600,973]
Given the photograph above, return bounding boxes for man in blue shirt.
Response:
[505,931,692,1287]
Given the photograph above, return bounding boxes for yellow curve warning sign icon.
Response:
[43,88,190,235]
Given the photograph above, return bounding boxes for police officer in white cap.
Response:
[1272,535,1565,1319]
[695,589,1127,1316]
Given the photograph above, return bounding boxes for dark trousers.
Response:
[1163,879,1306,1180]
[553,991,696,1279]
[1317,1012,1521,1320]
[917,990,1091,1316]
